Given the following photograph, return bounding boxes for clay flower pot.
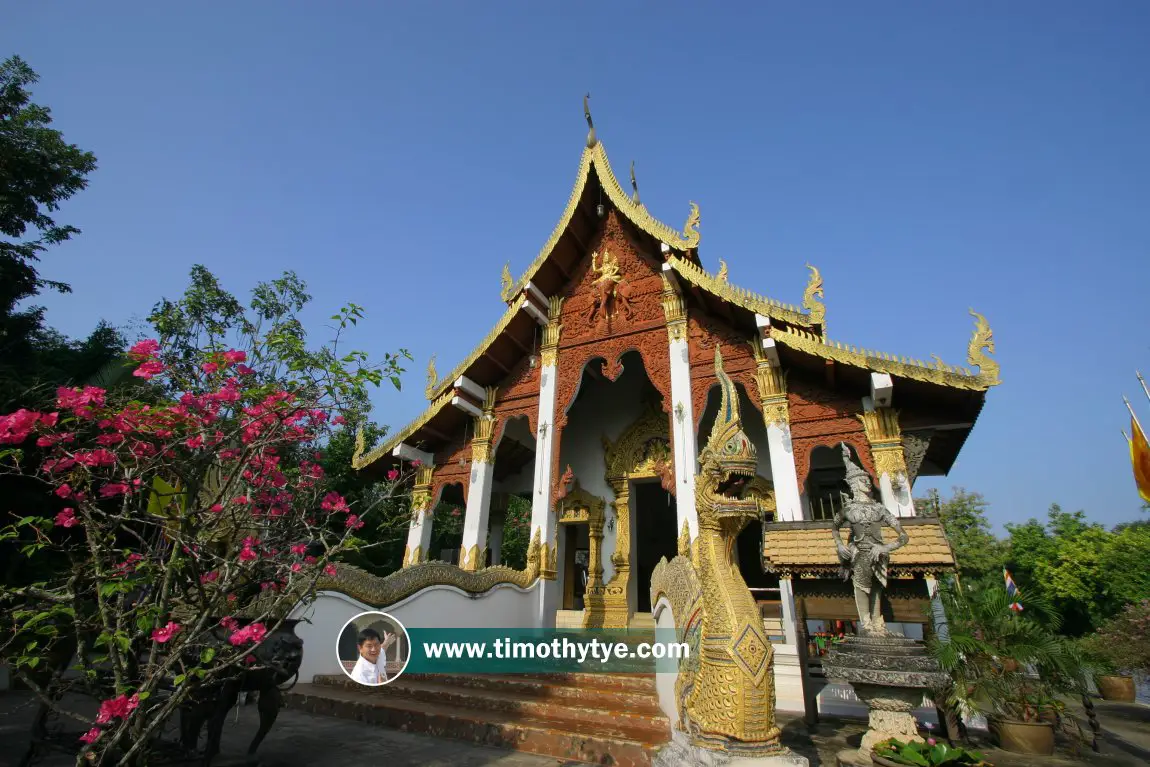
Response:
[990,718,1054,755]
[1097,674,1136,702]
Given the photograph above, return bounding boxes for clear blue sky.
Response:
[7,3,1149,529]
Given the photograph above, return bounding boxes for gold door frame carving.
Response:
[555,481,606,616]
[586,405,672,629]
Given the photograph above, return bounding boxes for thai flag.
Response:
[1004,568,1023,612]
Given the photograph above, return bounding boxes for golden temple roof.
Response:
[762,522,956,575]
[353,101,1000,473]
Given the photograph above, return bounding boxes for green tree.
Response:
[0,55,98,388]
[934,487,1005,583]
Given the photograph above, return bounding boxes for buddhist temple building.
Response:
[293,103,1000,746]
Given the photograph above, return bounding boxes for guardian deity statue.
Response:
[831,444,909,636]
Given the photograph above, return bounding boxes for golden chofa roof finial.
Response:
[424,354,438,400]
[967,309,1001,386]
[803,263,826,332]
[500,261,514,302]
[630,160,640,205]
[583,92,596,148]
[682,201,700,242]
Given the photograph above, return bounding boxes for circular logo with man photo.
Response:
[336,611,410,686]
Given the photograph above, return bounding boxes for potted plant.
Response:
[1080,599,1149,703]
[928,581,1096,756]
[871,737,991,767]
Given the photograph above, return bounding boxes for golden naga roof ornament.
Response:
[803,263,826,333]
[717,259,729,282]
[967,309,1001,386]
[683,201,700,243]
[583,92,596,148]
[424,354,438,400]
[630,160,640,205]
[500,262,514,302]
[352,425,366,467]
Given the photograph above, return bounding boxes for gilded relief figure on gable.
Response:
[586,249,635,327]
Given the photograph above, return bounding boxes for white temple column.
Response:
[459,390,497,570]
[530,297,564,627]
[753,335,804,522]
[859,397,916,518]
[778,576,800,647]
[661,264,699,539]
[403,464,435,566]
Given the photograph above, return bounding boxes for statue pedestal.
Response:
[652,730,810,767]
[821,635,948,764]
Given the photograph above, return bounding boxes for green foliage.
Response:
[873,737,990,766]
[498,495,533,570]
[929,580,1098,723]
[1004,504,1150,635]
[932,488,1005,583]
[0,55,98,345]
[1080,599,1150,674]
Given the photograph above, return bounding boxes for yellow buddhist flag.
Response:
[1131,416,1150,503]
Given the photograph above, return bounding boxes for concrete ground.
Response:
[1,691,1147,766]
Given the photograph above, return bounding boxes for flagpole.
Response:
[1124,396,1147,437]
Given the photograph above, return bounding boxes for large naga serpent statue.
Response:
[651,346,782,755]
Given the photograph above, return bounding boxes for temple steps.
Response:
[288,673,671,766]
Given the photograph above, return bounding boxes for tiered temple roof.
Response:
[354,105,1000,474]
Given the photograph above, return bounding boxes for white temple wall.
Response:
[289,582,540,683]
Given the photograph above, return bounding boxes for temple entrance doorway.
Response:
[632,480,678,616]
[562,522,590,611]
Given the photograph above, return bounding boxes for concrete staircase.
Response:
[287,671,671,766]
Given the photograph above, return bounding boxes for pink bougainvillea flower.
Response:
[410,459,421,468]
[151,621,181,644]
[209,503,224,513]
[219,616,239,631]
[201,362,219,374]
[235,363,255,375]
[291,562,302,573]
[201,570,219,583]
[99,483,130,498]
[290,543,307,555]
[344,514,364,530]
[128,339,160,359]
[386,469,399,481]
[228,622,268,646]
[320,492,349,514]
[239,545,257,562]
[245,655,257,665]
[79,727,102,744]
[133,360,164,380]
[324,564,337,577]
[96,432,125,446]
[222,349,247,364]
[54,508,78,528]
[95,693,140,724]
[0,409,42,444]
[333,415,346,425]
[185,434,205,449]
[39,412,59,428]
[55,484,73,499]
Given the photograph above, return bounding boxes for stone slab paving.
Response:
[2,691,1148,766]
[0,693,576,767]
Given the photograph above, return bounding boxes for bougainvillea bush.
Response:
[1081,599,1150,676]
[0,267,412,764]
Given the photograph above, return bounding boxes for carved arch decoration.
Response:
[585,404,673,629]
[555,480,607,604]
[792,434,876,497]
